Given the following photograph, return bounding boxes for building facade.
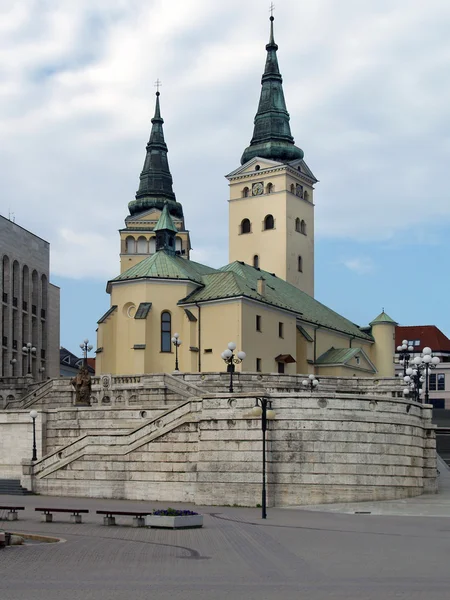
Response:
[96,17,397,379]
[0,215,60,379]
[395,325,450,408]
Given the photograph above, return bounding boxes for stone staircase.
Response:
[0,479,34,495]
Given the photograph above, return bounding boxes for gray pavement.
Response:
[1,481,450,600]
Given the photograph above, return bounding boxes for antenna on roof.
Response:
[8,209,15,223]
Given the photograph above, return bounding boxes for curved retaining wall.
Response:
[23,392,437,506]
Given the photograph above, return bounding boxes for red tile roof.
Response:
[395,325,450,353]
[86,357,96,370]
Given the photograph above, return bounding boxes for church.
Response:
[96,16,396,379]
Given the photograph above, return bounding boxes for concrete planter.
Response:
[145,514,203,529]
[0,531,5,548]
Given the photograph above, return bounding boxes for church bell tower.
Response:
[227,16,317,297]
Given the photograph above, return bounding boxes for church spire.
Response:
[240,16,304,165]
[128,91,184,219]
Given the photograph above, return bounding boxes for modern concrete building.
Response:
[0,215,60,379]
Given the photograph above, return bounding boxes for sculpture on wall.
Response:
[71,365,92,406]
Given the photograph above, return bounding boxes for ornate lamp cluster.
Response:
[79,339,93,366]
[22,342,36,375]
[221,342,246,393]
[403,347,440,403]
[396,339,414,375]
[171,333,182,371]
[302,374,319,391]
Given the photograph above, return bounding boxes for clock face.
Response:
[252,182,264,196]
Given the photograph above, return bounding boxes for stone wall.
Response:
[19,392,436,507]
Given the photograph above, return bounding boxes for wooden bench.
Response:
[0,506,25,522]
[96,510,149,528]
[35,507,89,524]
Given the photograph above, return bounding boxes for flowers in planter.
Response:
[152,508,198,516]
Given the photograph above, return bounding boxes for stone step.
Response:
[0,479,34,495]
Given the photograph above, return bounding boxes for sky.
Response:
[1,0,450,357]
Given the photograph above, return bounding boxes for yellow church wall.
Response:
[370,323,396,377]
[97,280,198,375]
[194,302,242,373]
[241,301,297,374]
[229,191,288,277]
[285,193,314,296]
[295,332,310,375]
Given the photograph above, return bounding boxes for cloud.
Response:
[1,0,450,283]
[341,257,374,275]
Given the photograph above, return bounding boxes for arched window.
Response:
[175,237,182,253]
[161,311,171,352]
[264,214,274,230]
[266,182,273,194]
[126,236,136,254]
[242,187,249,198]
[253,255,259,268]
[149,238,156,254]
[290,184,295,194]
[295,218,301,232]
[304,190,310,202]
[298,256,303,272]
[296,184,303,198]
[301,220,307,235]
[240,218,251,234]
[137,236,147,254]
[255,164,260,171]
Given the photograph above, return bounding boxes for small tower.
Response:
[227,16,317,296]
[119,91,191,273]
[154,203,178,255]
[370,310,398,377]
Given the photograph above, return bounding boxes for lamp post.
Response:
[79,339,93,367]
[396,339,414,375]
[302,373,319,391]
[30,409,38,461]
[403,347,440,403]
[248,398,276,519]
[171,333,182,371]
[10,358,16,376]
[22,342,36,375]
[221,342,246,393]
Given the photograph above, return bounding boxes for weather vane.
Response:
[269,2,275,17]
[154,78,162,94]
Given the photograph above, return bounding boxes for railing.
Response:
[32,399,200,478]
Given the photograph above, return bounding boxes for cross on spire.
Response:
[154,78,162,94]
[269,2,275,17]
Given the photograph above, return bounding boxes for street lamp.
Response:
[403,347,440,403]
[302,373,319,391]
[10,358,16,375]
[396,339,414,375]
[30,409,38,461]
[79,339,93,366]
[221,342,246,393]
[22,342,36,375]
[171,333,182,371]
[248,398,276,519]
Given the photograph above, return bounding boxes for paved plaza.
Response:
[2,468,450,600]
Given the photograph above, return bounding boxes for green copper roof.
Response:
[153,203,178,233]
[369,310,397,326]
[109,252,373,342]
[108,251,216,291]
[128,92,184,220]
[241,17,304,165]
[316,347,364,365]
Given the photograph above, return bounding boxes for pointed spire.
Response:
[128,91,184,220]
[241,16,304,165]
[154,202,178,255]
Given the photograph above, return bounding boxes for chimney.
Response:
[257,277,266,296]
